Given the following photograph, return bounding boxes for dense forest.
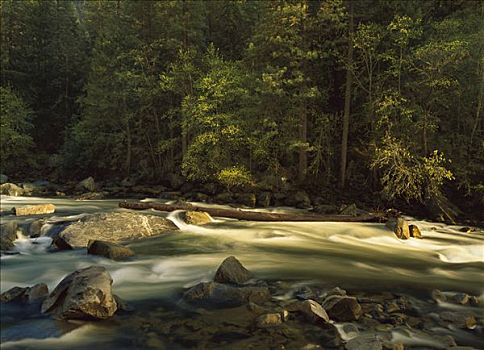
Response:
[1,0,483,220]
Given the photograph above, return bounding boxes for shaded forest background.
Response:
[0,0,483,217]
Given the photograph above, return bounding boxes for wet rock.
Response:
[386,217,410,240]
[293,191,311,209]
[446,347,478,350]
[1,283,48,303]
[183,282,271,307]
[295,286,314,300]
[87,240,135,260]
[76,176,96,192]
[57,212,178,248]
[114,294,133,312]
[440,311,476,329]
[325,287,347,298]
[312,204,338,214]
[1,221,18,251]
[214,256,252,285]
[322,295,362,321]
[53,235,74,250]
[41,266,117,320]
[13,204,56,216]
[385,301,400,313]
[408,224,422,238]
[28,219,45,237]
[255,313,283,327]
[0,183,24,196]
[182,211,212,225]
[345,334,383,350]
[286,299,330,324]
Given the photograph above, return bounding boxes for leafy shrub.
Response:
[217,166,254,192]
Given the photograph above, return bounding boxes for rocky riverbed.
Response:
[0,195,483,349]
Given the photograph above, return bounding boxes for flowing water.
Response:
[1,196,483,349]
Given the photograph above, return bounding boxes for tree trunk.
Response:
[339,1,353,189]
[119,201,385,223]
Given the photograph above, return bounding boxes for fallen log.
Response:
[119,201,386,222]
[13,204,56,216]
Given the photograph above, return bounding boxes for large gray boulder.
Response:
[87,240,135,260]
[54,212,178,249]
[0,221,18,251]
[0,183,24,196]
[183,282,271,307]
[41,266,117,320]
[214,256,252,285]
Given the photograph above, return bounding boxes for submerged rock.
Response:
[41,266,117,320]
[182,211,212,225]
[13,204,56,216]
[345,334,383,350]
[56,212,178,248]
[214,256,252,285]
[183,282,271,307]
[1,283,48,303]
[440,311,477,329]
[1,221,18,251]
[322,295,362,321]
[87,240,135,260]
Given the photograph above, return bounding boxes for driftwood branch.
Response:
[119,201,386,222]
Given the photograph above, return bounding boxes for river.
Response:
[1,196,483,349]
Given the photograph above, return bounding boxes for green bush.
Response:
[217,166,254,192]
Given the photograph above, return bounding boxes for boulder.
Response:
[0,283,48,303]
[41,266,117,320]
[255,313,283,327]
[87,240,135,260]
[76,177,96,192]
[386,217,410,240]
[409,224,422,238]
[183,282,271,307]
[322,295,362,321]
[214,256,252,285]
[13,204,56,216]
[21,182,47,196]
[313,204,338,214]
[286,299,330,324]
[0,183,24,196]
[28,219,45,237]
[56,212,178,248]
[340,203,368,216]
[182,211,212,225]
[0,221,18,251]
[0,174,8,184]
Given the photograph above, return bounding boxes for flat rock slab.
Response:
[13,204,56,216]
[56,212,178,248]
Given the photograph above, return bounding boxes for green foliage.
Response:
[217,166,254,192]
[371,135,453,202]
[0,86,33,172]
